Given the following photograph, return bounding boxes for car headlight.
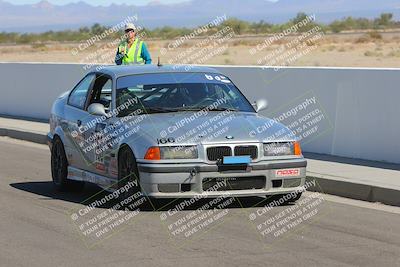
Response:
[144,146,198,160]
[263,142,302,156]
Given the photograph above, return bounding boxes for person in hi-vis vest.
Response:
[115,23,152,65]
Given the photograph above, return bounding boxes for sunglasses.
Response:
[125,29,135,33]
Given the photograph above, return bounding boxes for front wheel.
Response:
[118,146,141,198]
[51,137,84,191]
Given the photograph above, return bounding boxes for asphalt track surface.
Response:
[0,137,399,267]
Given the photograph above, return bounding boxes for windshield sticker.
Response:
[205,74,231,83]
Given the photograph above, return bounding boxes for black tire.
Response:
[51,137,84,192]
[118,146,141,200]
[289,192,302,202]
[271,192,303,205]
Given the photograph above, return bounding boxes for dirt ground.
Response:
[0,31,399,68]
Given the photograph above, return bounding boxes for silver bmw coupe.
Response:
[48,65,306,202]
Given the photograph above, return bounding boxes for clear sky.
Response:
[9,0,189,6]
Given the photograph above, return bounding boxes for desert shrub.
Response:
[368,31,382,39]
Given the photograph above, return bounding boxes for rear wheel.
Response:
[51,137,84,191]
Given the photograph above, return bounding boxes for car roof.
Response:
[96,64,222,79]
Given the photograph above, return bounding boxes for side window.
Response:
[68,74,95,109]
[100,79,112,110]
[87,75,112,111]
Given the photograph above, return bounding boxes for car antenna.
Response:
[157,56,162,67]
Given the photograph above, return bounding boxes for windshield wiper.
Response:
[184,107,239,111]
[118,107,178,116]
[138,106,241,114]
[174,107,238,112]
[143,107,183,113]
[208,107,238,112]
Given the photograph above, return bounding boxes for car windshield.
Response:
[115,72,255,116]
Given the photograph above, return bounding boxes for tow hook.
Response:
[190,168,197,177]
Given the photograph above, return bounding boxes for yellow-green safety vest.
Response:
[119,39,144,65]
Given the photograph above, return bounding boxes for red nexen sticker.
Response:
[276,168,300,177]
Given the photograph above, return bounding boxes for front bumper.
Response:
[137,158,307,198]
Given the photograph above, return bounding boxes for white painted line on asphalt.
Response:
[0,136,48,150]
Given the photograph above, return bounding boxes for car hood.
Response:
[119,111,296,145]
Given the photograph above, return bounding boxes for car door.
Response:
[84,73,117,177]
[63,73,98,172]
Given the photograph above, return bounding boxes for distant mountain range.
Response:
[1,0,399,32]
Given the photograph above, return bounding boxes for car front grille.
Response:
[234,145,258,159]
[206,145,258,161]
[207,146,232,161]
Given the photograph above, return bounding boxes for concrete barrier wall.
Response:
[0,63,399,164]
[219,66,400,164]
[0,63,88,120]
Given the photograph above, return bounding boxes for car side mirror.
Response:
[88,103,107,117]
[253,99,268,112]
